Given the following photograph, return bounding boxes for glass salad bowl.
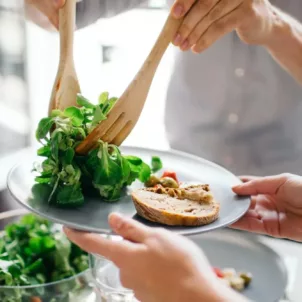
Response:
[89,235,137,302]
[0,209,96,302]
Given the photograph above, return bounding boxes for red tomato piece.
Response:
[162,171,179,183]
[213,267,224,278]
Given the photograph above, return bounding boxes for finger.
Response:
[171,0,196,19]
[232,174,290,196]
[239,175,261,183]
[191,5,243,53]
[186,1,243,51]
[30,1,59,28]
[30,0,65,29]
[109,213,151,243]
[63,227,138,262]
[173,0,219,46]
[230,210,267,234]
[24,4,56,31]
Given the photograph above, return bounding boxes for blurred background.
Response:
[0,0,170,210]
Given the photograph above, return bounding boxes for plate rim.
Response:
[7,146,251,236]
[121,146,241,182]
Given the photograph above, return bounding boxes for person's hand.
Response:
[171,0,277,53]
[231,173,302,242]
[24,0,65,30]
[64,213,245,302]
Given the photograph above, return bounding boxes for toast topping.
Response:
[145,184,213,203]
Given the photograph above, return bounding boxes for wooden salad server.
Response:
[76,14,183,155]
[48,0,80,114]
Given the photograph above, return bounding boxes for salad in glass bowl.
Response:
[0,209,94,302]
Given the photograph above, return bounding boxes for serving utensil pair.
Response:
[49,0,182,155]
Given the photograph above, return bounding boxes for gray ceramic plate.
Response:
[7,146,250,235]
[192,229,288,302]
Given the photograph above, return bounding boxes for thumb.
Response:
[232,174,290,196]
[109,213,150,243]
[27,0,66,30]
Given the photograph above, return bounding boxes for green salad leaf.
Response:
[34,92,162,206]
[0,214,89,302]
[151,156,163,173]
[36,117,54,142]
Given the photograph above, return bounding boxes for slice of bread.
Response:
[131,184,220,226]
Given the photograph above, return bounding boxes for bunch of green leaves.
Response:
[85,144,153,200]
[34,92,163,206]
[0,214,89,301]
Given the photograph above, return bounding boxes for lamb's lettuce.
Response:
[0,214,89,301]
[34,92,162,206]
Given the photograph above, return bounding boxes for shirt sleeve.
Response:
[76,0,148,29]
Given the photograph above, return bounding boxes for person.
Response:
[25,1,302,300]
[65,173,302,301]
[26,0,302,177]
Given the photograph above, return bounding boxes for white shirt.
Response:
[76,0,302,176]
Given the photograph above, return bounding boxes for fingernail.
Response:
[172,4,184,18]
[109,213,124,230]
[232,184,242,190]
[191,45,200,54]
[173,33,182,46]
[180,40,189,51]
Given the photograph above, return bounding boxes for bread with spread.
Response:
[131,184,220,226]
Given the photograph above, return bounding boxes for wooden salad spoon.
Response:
[48,0,80,114]
[76,14,183,155]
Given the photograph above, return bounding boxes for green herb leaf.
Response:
[93,143,122,185]
[98,92,109,105]
[0,270,13,285]
[31,183,53,203]
[36,117,54,141]
[73,255,89,273]
[124,155,143,166]
[121,157,131,183]
[51,109,64,118]
[8,263,22,277]
[50,130,62,161]
[94,184,123,201]
[37,145,51,157]
[64,107,84,127]
[56,186,84,207]
[42,158,56,173]
[22,259,44,275]
[77,94,95,109]
[34,176,52,184]
[64,148,75,165]
[102,97,118,116]
[138,162,151,182]
[91,105,106,127]
[151,156,163,173]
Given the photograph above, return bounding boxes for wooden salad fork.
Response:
[48,0,80,114]
[75,14,183,155]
